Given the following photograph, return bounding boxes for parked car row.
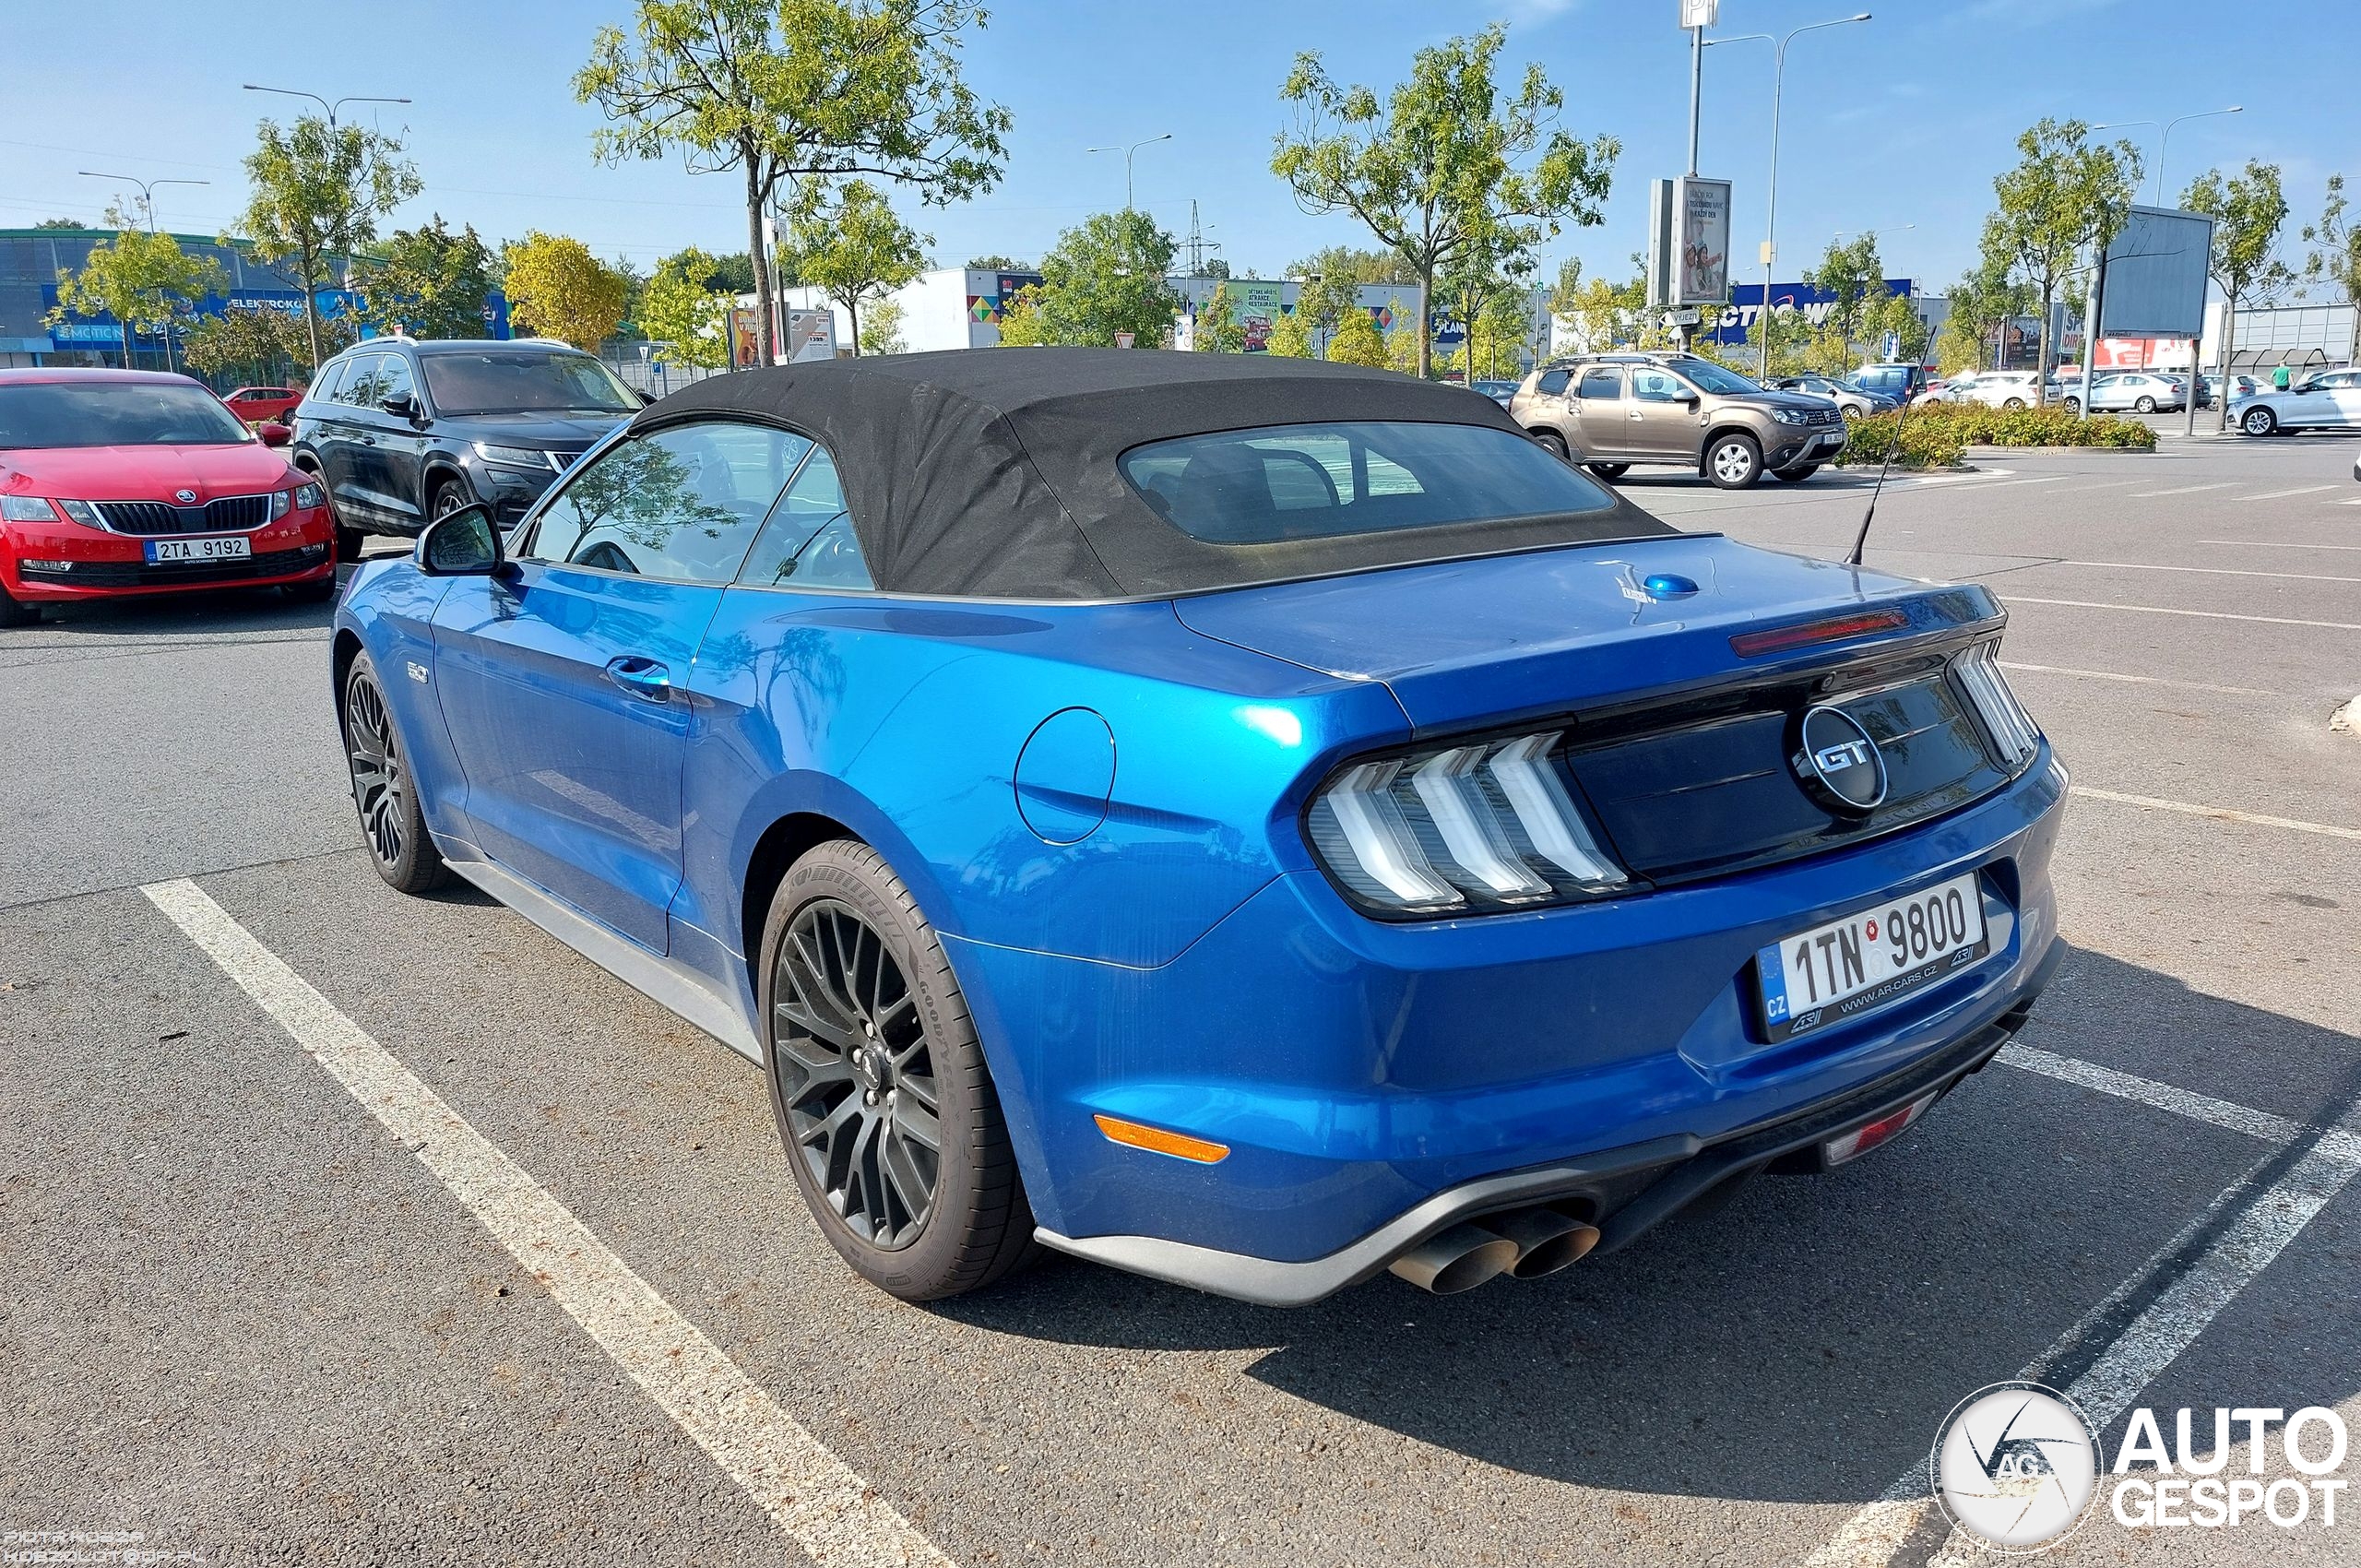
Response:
[1510,351,1849,488]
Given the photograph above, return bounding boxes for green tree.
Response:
[232,114,421,369]
[576,0,1009,372]
[503,232,632,350]
[1937,232,2033,374]
[1289,244,1403,345]
[1272,23,1617,377]
[638,245,737,367]
[1803,232,1884,362]
[362,217,495,339]
[1987,117,2142,400]
[184,303,351,386]
[1192,280,1247,352]
[48,209,229,371]
[1324,303,1388,368]
[2182,161,2294,425]
[862,294,908,355]
[1003,209,1181,347]
[2297,173,2358,363]
[779,179,929,355]
[1264,304,1314,358]
[992,283,1050,346]
[1438,222,1536,383]
[967,253,1030,269]
[33,217,86,231]
[704,251,758,294]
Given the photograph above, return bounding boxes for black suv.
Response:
[288,338,648,557]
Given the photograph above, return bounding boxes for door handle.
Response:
[359,435,376,445]
[604,655,672,700]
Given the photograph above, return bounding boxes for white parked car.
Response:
[2231,368,2361,436]
[2070,373,2185,414]
[1959,370,2060,410]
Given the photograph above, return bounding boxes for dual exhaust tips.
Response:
[1387,1206,1601,1295]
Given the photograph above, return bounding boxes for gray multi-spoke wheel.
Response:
[1705,432,1762,489]
[2133,394,2157,412]
[760,839,1039,1301]
[775,897,943,1250]
[341,654,448,894]
[2242,406,2277,436]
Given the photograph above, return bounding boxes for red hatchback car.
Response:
[220,385,304,426]
[0,368,337,626]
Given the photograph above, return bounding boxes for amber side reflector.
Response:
[1729,606,1909,658]
[1093,1114,1230,1164]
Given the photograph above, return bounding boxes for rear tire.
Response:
[1704,432,1763,489]
[283,575,338,604]
[1584,461,1631,480]
[761,840,1040,1302]
[2133,395,2157,412]
[341,654,449,895]
[2002,398,2027,410]
[1531,428,1570,461]
[2063,398,2082,416]
[1773,465,1820,483]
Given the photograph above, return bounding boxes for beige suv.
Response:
[1509,352,1849,489]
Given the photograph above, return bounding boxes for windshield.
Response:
[1121,420,1617,546]
[419,351,638,417]
[0,382,251,449]
[1681,361,1765,397]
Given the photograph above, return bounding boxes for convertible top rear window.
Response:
[1121,421,1616,545]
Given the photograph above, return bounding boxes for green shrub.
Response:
[1833,403,2156,466]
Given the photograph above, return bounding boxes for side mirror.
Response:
[635,389,658,407]
[415,503,505,576]
[257,422,291,447]
[382,391,421,421]
[1676,389,1701,406]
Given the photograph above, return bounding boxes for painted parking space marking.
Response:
[2043,558,2361,584]
[2068,785,2361,842]
[2199,538,2361,552]
[2131,481,2237,497]
[2000,595,2361,632]
[2002,1045,2361,1166]
[140,877,953,1568]
[1808,1069,2361,1567]
[2238,484,2340,501]
[1997,660,2272,697]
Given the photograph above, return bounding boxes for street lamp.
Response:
[1086,133,1172,211]
[1731,12,1873,379]
[77,172,213,373]
[2094,107,2240,205]
[242,83,411,129]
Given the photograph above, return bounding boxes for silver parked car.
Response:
[2070,373,2185,415]
[2231,368,2361,436]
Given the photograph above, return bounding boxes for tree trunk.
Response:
[2216,295,2237,433]
[847,291,860,358]
[746,161,775,369]
[298,241,325,371]
[1415,267,1432,379]
[2034,283,2054,406]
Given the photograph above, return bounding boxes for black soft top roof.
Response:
[636,347,1675,600]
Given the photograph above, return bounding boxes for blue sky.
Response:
[5,0,2354,293]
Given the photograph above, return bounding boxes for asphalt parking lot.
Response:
[4,431,2356,1567]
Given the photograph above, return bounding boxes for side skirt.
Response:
[434,836,762,1064]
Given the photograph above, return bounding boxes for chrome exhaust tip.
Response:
[1490,1208,1602,1278]
[1387,1222,1522,1294]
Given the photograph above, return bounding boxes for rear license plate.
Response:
[146,536,251,564]
[1757,872,1989,1042]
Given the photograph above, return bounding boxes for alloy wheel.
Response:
[2244,408,2275,436]
[1711,440,1755,485]
[773,898,942,1250]
[345,673,407,867]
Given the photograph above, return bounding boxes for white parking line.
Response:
[2238,485,2340,501]
[1997,660,2272,696]
[2054,478,2144,493]
[2131,481,2237,497]
[2069,785,2361,842]
[2003,1045,2361,1165]
[2047,559,2361,584]
[140,878,953,1568]
[2000,595,2361,632]
[2199,539,2361,552]
[1809,1060,2361,1567]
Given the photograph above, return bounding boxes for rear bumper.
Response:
[948,750,2067,1301]
[1037,968,2051,1306]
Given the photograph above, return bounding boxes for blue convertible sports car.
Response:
[333,349,2063,1305]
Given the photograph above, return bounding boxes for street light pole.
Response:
[1086,133,1172,212]
[1750,13,1872,380]
[241,84,411,131]
[2154,105,2241,206]
[77,172,212,373]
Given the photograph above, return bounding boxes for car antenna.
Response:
[1845,374,1920,567]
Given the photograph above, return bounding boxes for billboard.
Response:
[1673,177,1733,306]
[1644,179,1676,310]
[1702,278,1914,346]
[2099,206,2213,339]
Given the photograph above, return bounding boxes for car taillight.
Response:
[1305,731,1629,918]
[1952,641,2040,769]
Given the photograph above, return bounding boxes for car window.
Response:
[420,350,639,416]
[311,359,353,404]
[784,508,872,591]
[1631,368,1686,403]
[340,354,391,408]
[1536,368,1571,396]
[376,354,415,405]
[736,442,887,590]
[521,420,806,585]
[1120,420,1616,546]
[0,381,254,449]
[1576,367,1623,400]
